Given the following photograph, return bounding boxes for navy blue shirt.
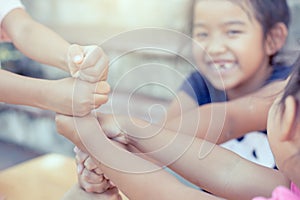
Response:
[181,65,292,106]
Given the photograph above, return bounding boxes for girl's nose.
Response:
[206,37,226,55]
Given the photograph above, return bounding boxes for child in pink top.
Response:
[253,183,300,200]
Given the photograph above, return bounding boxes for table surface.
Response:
[0,154,128,200]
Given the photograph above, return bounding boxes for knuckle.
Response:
[83,185,95,193]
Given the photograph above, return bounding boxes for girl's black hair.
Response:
[249,0,290,36]
[280,55,300,112]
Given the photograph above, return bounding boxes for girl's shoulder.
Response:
[266,65,293,85]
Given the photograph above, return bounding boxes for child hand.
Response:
[56,114,86,151]
[74,147,115,194]
[47,78,110,117]
[67,44,109,83]
[96,114,129,145]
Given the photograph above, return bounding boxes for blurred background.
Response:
[0,0,300,169]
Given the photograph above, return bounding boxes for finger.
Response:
[80,168,105,184]
[76,163,84,175]
[81,180,111,194]
[81,55,109,76]
[78,52,109,82]
[94,167,104,175]
[77,64,108,83]
[92,94,109,109]
[68,44,84,64]
[99,66,109,81]
[112,134,129,145]
[84,157,98,171]
[94,81,110,95]
[79,46,103,69]
[74,147,89,164]
[77,72,101,83]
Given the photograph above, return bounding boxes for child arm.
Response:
[115,116,289,200]
[56,114,289,200]
[0,69,110,116]
[164,80,286,144]
[2,8,70,71]
[56,115,223,200]
[2,8,109,83]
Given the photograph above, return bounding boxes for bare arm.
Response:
[100,162,222,200]
[56,114,223,200]
[116,117,289,200]
[56,114,289,200]
[2,8,70,71]
[164,80,286,144]
[0,70,110,116]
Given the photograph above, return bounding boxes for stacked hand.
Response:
[56,113,128,195]
[57,44,123,197]
[67,44,109,83]
[46,78,110,116]
[44,44,110,116]
[74,147,116,193]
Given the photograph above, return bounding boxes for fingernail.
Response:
[73,55,82,63]
[73,146,79,153]
[77,164,83,174]
[110,180,116,187]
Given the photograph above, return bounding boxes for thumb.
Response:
[68,44,84,64]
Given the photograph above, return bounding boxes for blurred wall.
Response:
[20,0,300,97]
[21,0,196,100]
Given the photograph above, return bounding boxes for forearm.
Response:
[2,9,70,71]
[0,69,49,108]
[66,114,220,200]
[164,81,285,144]
[164,102,229,144]
[120,119,289,199]
[100,163,221,200]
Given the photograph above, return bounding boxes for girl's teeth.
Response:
[213,63,232,70]
[224,63,232,69]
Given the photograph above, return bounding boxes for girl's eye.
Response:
[227,30,243,36]
[194,32,208,40]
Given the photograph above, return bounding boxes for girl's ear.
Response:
[281,96,297,141]
[265,22,288,56]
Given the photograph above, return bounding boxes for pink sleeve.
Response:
[0,0,24,42]
[253,185,300,200]
[291,182,300,197]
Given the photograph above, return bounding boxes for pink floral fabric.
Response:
[253,183,300,200]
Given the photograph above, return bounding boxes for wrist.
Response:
[110,129,130,145]
[67,44,83,77]
[63,44,70,72]
[34,79,53,111]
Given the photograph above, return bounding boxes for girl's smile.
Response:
[193,0,272,99]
